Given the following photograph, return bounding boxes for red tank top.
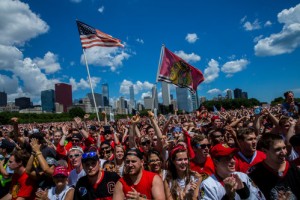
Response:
[119,170,156,199]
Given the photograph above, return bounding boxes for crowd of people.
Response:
[0,90,299,200]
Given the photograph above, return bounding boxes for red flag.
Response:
[157,46,204,93]
[76,20,124,49]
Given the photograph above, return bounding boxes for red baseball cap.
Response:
[52,166,68,177]
[210,144,237,158]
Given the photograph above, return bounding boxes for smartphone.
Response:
[254,107,262,115]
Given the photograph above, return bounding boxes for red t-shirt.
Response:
[10,171,36,200]
[190,156,215,175]
[234,150,266,173]
[119,170,156,199]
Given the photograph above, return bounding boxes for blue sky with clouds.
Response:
[0,0,300,105]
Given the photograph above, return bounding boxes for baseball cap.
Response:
[290,134,300,147]
[89,125,97,131]
[125,148,144,160]
[46,157,58,166]
[82,151,99,163]
[52,166,68,177]
[211,115,220,122]
[0,139,16,152]
[72,133,83,140]
[68,146,84,154]
[210,144,237,158]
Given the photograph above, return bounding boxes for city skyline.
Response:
[0,0,300,105]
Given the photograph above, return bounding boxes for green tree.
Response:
[68,107,85,118]
[271,97,284,106]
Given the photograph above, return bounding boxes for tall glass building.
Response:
[102,83,109,106]
[41,89,55,112]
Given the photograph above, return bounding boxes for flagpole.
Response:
[156,44,165,83]
[152,45,165,113]
[82,49,100,122]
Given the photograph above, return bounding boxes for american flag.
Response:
[76,20,124,49]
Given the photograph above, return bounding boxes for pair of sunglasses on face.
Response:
[141,140,151,146]
[194,143,211,149]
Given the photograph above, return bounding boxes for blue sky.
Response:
[0,0,300,105]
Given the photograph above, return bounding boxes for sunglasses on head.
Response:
[141,140,151,146]
[82,152,98,160]
[68,153,81,159]
[195,143,211,149]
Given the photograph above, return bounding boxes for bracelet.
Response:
[31,152,36,156]
[36,152,42,156]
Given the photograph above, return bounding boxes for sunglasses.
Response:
[101,146,111,151]
[195,144,211,149]
[82,152,98,160]
[141,140,151,146]
[68,153,81,159]
[72,139,80,142]
[148,159,161,164]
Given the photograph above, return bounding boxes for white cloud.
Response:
[207,88,221,95]
[223,88,231,93]
[221,59,249,76]
[174,50,201,63]
[69,76,101,91]
[243,19,261,31]
[240,16,247,23]
[203,59,220,83]
[255,3,300,56]
[0,0,49,46]
[82,47,130,71]
[119,79,153,95]
[264,21,272,27]
[0,74,19,94]
[34,52,61,74]
[253,35,264,43]
[136,38,144,44]
[0,44,23,70]
[141,92,152,99]
[98,6,104,13]
[185,33,199,43]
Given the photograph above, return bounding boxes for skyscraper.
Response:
[161,82,171,106]
[227,89,233,99]
[242,92,248,99]
[41,89,55,112]
[102,83,109,107]
[0,91,7,107]
[15,97,31,110]
[176,87,190,112]
[234,88,242,99]
[55,83,72,112]
[129,85,135,108]
[87,93,103,108]
[191,92,198,111]
[152,85,158,110]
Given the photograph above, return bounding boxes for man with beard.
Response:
[113,148,165,200]
[74,151,120,200]
[199,144,265,200]
[249,133,300,199]
[234,127,266,173]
